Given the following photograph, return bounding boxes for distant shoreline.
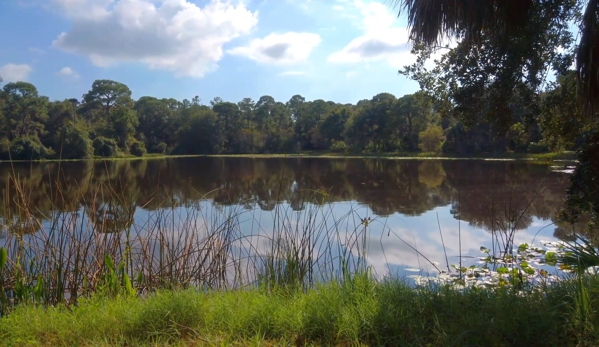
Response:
[0,150,578,163]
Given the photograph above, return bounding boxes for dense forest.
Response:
[0,69,591,160]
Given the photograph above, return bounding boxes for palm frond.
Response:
[389,0,533,46]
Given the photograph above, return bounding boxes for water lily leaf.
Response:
[497,267,509,274]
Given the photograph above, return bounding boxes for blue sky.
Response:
[0,0,423,105]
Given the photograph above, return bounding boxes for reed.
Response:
[0,165,373,315]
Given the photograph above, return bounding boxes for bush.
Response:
[0,138,10,160]
[330,140,348,152]
[9,137,54,160]
[54,123,94,159]
[129,140,147,157]
[418,125,444,153]
[150,142,167,154]
[93,137,119,157]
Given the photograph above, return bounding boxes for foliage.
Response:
[418,124,444,152]
[9,136,53,160]
[561,130,599,228]
[54,122,93,159]
[539,71,590,151]
[128,139,146,157]
[93,136,119,158]
[0,76,590,160]
[2,274,599,346]
[0,138,9,160]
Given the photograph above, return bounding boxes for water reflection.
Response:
[0,158,574,235]
[0,157,587,287]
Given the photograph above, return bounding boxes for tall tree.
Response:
[81,80,133,122]
[1,82,49,140]
[213,102,244,153]
[135,97,175,153]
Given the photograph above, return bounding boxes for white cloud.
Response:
[279,70,306,76]
[345,70,357,79]
[51,0,258,78]
[329,0,456,69]
[57,66,81,79]
[0,63,33,83]
[328,0,414,68]
[228,32,321,65]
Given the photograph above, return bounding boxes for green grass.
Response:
[2,274,599,346]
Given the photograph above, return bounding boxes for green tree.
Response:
[213,102,244,153]
[238,97,255,129]
[107,106,139,149]
[2,82,49,140]
[54,122,94,159]
[134,96,175,153]
[345,93,395,152]
[539,71,589,151]
[173,107,219,154]
[418,125,444,152]
[83,79,133,115]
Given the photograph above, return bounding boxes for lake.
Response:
[0,157,579,288]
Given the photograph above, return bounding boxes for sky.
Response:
[0,0,424,105]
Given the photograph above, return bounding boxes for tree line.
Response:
[0,73,589,160]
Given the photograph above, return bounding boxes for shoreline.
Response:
[0,151,579,163]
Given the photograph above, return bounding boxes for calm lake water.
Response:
[0,157,579,280]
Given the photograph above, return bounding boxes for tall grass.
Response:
[2,273,599,346]
[0,165,372,314]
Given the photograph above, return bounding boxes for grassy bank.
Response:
[1,274,599,346]
[0,150,578,163]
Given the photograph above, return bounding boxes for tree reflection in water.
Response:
[0,157,582,239]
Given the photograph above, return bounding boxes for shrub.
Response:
[418,125,444,153]
[93,137,119,157]
[150,142,167,154]
[330,140,348,152]
[54,123,94,159]
[129,140,147,157]
[9,137,54,160]
[0,138,10,160]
